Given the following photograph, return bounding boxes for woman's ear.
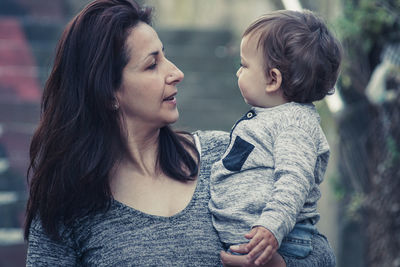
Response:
[265,68,282,93]
[111,94,121,110]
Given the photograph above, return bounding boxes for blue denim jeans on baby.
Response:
[278,220,317,258]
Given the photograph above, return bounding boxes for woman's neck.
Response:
[120,126,160,177]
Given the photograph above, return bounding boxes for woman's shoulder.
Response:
[28,215,77,251]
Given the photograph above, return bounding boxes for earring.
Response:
[113,102,119,110]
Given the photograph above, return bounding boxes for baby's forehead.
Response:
[241,32,267,61]
[243,30,265,50]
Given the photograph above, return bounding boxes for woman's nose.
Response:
[166,61,184,85]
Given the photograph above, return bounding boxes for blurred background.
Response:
[0,0,399,266]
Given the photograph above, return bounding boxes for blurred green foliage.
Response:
[345,192,365,222]
[329,174,345,201]
[333,1,400,266]
[334,0,400,101]
[385,135,400,168]
[337,0,400,52]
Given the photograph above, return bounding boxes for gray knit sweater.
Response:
[26,131,228,267]
[209,102,330,246]
[26,130,335,266]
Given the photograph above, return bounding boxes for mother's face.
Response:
[116,23,184,130]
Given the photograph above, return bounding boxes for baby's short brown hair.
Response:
[244,10,342,103]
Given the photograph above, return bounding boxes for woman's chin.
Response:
[162,111,179,126]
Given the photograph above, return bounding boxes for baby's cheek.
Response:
[237,80,245,93]
[238,86,247,98]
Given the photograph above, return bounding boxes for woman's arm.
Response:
[26,218,78,266]
[220,232,336,267]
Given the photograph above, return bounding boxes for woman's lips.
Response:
[163,95,176,105]
[163,92,177,104]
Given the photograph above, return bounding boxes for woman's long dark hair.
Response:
[24,0,199,241]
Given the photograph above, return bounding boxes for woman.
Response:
[25,0,336,266]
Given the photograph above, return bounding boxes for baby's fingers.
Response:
[254,245,274,266]
[245,230,263,252]
[247,239,267,261]
[244,227,258,240]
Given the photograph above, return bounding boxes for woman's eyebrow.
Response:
[144,51,159,60]
[144,46,164,60]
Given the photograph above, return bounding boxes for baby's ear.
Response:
[265,68,282,93]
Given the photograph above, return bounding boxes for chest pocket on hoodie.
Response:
[222,136,254,172]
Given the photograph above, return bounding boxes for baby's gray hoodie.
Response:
[209,102,329,246]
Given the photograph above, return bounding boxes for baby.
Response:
[209,9,342,266]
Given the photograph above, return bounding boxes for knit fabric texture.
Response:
[209,102,330,245]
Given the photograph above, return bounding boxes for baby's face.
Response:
[236,35,268,108]
[236,34,285,108]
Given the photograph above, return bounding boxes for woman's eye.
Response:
[147,62,157,70]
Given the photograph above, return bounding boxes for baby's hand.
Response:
[243,226,278,266]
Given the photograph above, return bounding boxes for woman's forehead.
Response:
[125,23,163,62]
